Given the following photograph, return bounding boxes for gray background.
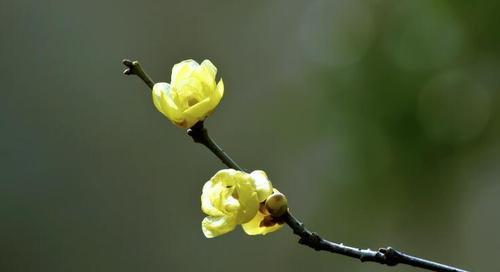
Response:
[1,0,499,271]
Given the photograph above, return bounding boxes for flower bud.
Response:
[265,191,288,217]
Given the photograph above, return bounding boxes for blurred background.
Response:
[1,0,499,271]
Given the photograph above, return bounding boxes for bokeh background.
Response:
[1,0,499,271]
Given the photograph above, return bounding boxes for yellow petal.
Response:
[152,82,183,122]
[202,215,237,238]
[234,191,259,224]
[233,175,260,224]
[202,169,236,213]
[211,169,237,186]
[250,170,273,202]
[193,61,216,91]
[201,180,225,217]
[200,59,217,78]
[171,59,199,87]
[223,196,240,212]
[182,97,213,128]
[216,79,224,98]
[175,77,204,106]
[241,211,283,236]
[205,79,224,111]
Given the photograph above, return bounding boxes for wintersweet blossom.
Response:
[152,59,224,128]
[201,169,285,238]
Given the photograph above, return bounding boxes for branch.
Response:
[185,112,468,272]
[283,212,467,272]
[187,121,245,171]
[122,59,469,272]
[122,59,155,89]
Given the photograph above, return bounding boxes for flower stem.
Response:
[122,59,468,272]
[187,121,244,171]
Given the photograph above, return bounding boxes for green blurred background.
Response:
[1,0,499,271]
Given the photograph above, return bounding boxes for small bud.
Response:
[265,191,288,217]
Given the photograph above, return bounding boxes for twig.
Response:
[187,121,244,171]
[122,58,469,272]
[283,212,467,272]
[122,59,155,89]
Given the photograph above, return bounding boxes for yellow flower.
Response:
[201,169,284,238]
[152,59,224,128]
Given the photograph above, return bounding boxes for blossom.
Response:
[152,59,224,128]
[201,169,285,238]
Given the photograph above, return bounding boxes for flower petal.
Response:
[201,180,225,217]
[223,196,240,213]
[250,170,273,202]
[193,60,217,91]
[216,79,224,98]
[171,59,199,87]
[152,82,183,122]
[202,215,237,238]
[205,79,224,111]
[201,59,217,78]
[211,169,238,186]
[182,97,213,128]
[234,175,260,224]
[241,211,283,236]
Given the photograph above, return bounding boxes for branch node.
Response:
[187,121,207,144]
[379,247,403,266]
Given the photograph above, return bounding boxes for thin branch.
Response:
[122,59,469,272]
[187,121,245,171]
[283,212,467,272]
[122,59,155,89]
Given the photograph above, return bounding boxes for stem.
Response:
[187,121,244,171]
[122,59,155,89]
[122,59,469,272]
[283,212,467,272]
